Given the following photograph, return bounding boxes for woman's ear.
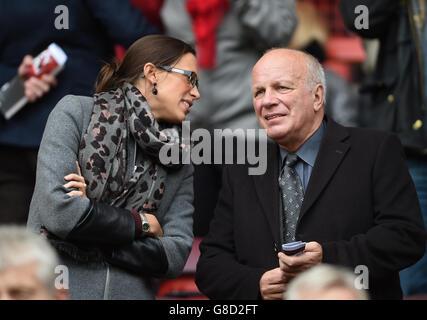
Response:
[143,63,157,84]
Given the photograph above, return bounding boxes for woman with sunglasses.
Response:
[27,35,200,299]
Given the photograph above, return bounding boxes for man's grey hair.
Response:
[304,52,327,104]
[262,48,327,104]
[0,226,59,293]
[284,264,369,300]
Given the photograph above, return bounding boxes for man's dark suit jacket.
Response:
[195,118,426,300]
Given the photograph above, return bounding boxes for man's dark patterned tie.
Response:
[278,153,304,243]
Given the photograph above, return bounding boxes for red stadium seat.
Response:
[324,36,366,81]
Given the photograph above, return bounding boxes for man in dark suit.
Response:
[195,48,426,300]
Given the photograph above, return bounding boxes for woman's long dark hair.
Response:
[95,35,196,93]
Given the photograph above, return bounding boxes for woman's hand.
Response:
[64,173,87,198]
[142,213,164,237]
[64,161,87,198]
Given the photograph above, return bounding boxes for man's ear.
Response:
[143,63,157,84]
[313,83,325,112]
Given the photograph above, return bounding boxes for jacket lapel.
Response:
[299,119,350,221]
[252,142,281,244]
[250,119,350,242]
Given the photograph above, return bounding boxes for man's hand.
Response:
[278,241,323,279]
[259,268,287,300]
[18,55,57,102]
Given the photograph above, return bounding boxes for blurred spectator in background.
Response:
[340,0,427,298]
[284,264,369,300]
[115,0,165,59]
[289,0,359,127]
[159,0,298,236]
[0,0,158,225]
[0,225,67,300]
[161,0,297,132]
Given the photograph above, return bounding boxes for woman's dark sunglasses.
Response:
[157,65,199,89]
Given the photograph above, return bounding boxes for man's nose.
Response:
[261,89,279,108]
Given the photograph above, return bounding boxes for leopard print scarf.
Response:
[78,82,185,213]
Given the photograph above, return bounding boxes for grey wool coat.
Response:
[27,95,194,300]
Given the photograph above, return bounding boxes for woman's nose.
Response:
[190,85,200,100]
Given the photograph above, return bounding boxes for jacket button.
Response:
[413,119,423,130]
[387,94,394,103]
[273,242,279,253]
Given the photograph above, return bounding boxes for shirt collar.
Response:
[280,121,325,168]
